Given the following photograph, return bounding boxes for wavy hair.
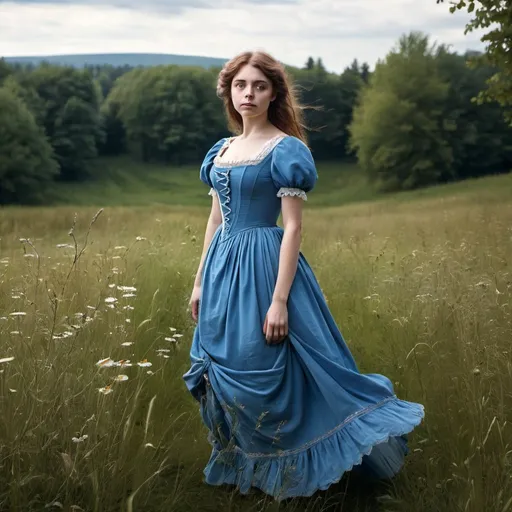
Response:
[216,51,308,144]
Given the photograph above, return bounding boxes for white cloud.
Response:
[0,0,485,72]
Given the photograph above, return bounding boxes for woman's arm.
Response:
[194,195,223,287]
[190,194,223,321]
[264,196,303,342]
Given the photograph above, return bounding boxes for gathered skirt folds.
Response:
[183,225,425,500]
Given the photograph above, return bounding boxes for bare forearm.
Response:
[194,215,221,286]
[272,225,302,303]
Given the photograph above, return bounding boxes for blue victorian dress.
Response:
[183,135,424,500]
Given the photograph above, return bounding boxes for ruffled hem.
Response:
[202,396,424,501]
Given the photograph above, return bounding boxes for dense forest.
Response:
[1,31,511,204]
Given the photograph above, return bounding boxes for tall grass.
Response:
[0,174,511,511]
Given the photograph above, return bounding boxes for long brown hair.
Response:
[216,51,308,144]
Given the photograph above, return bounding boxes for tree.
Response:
[53,96,102,180]
[436,47,512,180]
[105,65,225,164]
[99,101,126,156]
[304,57,315,70]
[0,58,12,85]
[283,61,367,160]
[360,62,371,83]
[2,75,46,127]
[315,58,327,76]
[0,88,58,204]
[17,64,104,180]
[349,32,454,190]
[437,0,512,123]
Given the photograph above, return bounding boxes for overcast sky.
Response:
[0,0,484,72]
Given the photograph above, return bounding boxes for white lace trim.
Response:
[213,135,288,168]
[277,187,308,201]
[208,188,217,196]
[213,167,232,236]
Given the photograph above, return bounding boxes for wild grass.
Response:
[44,157,378,208]
[0,171,511,511]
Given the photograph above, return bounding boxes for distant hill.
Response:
[3,53,227,69]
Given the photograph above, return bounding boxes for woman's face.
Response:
[231,64,275,120]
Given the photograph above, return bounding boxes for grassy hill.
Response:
[44,156,512,209]
[3,53,227,69]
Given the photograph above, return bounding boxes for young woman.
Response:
[183,50,424,500]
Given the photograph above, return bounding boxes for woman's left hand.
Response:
[263,299,288,344]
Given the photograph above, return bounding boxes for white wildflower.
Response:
[96,358,116,368]
[117,286,137,292]
[72,434,89,443]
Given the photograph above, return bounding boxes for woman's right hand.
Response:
[189,284,202,322]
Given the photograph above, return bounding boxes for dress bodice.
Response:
[200,135,318,240]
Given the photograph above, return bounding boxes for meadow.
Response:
[1,161,512,511]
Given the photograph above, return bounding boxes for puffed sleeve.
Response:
[270,136,318,201]
[200,138,226,196]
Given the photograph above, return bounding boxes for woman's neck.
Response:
[240,115,274,139]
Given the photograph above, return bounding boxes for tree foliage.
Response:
[106,66,225,163]
[0,88,58,204]
[438,0,512,123]
[350,33,454,190]
[0,33,511,204]
[349,31,512,191]
[13,65,104,180]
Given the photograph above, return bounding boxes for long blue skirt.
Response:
[183,226,424,500]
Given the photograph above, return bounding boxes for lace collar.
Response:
[213,134,287,168]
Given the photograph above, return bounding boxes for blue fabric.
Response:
[183,135,425,500]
